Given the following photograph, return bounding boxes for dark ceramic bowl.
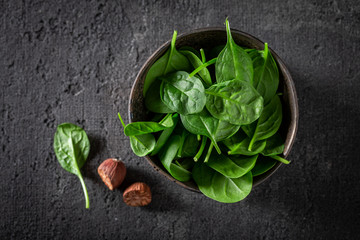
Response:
[129,28,298,192]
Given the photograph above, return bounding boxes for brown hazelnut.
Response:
[123,182,152,207]
[97,158,126,190]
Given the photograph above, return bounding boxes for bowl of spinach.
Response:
[124,19,298,203]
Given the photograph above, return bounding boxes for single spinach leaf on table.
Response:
[222,129,266,156]
[215,19,253,83]
[180,109,240,154]
[118,113,155,157]
[143,31,192,96]
[192,162,253,203]
[251,155,277,176]
[206,152,257,178]
[179,50,212,87]
[248,43,279,104]
[145,80,174,113]
[248,94,282,150]
[205,79,264,125]
[159,135,192,182]
[160,71,206,115]
[124,113,174,136]
[53,123,90,209]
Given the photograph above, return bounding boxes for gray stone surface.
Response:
[1,0,360,239]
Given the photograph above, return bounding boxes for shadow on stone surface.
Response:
[85,133,107,187]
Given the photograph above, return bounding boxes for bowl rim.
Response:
[129,27,299,192]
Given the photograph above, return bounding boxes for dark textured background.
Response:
[1,0,360,239]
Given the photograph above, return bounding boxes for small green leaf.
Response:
[248,94,282,150]
[206,153,257,178]
[206,79,264,125]
[118,113,156,157]
[129,134,156,157]
[193,162,253,203]
[160,71,206,115]
[159,135,191,182]
[143,31,192,96]
[261,133,284,156]
[248,43,279,104]
[124,114,174,136]
[215,19,253,83]
[151,115,179,156]
[53,123,90,209]
[177,131,199,158]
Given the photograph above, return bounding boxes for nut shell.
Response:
[123,182,152,207]
[98,158,126,190]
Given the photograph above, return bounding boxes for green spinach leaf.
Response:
[118,113,155,157]
[53,123,90,209]
[205,79,264,125]
[215,19,253,83]
[151,114,179,156]
[192,162,253,203]
[129,134,156,157]
[160,71,206,115]
[248,94,282,150]
[143,31,192,96]
[159,135,192,182]
[248,43,279,104]
[180,109,240,154]
[206,152,257,178]
[177,130,200,158]
[124,113,174,136]
[261,133,284,156]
